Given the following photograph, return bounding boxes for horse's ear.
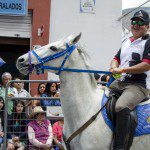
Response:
[72,32,81,44]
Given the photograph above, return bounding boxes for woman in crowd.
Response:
[7,101,28,150]
[27,106,53,150]
[52,114,64,150]
[0,96,4,147]
[31,83,47,108]
[41,82,61,108]
[100,74,110,85]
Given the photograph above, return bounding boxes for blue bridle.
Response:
[28,43,111,75]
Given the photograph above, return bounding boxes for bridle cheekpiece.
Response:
[28,43,76,75]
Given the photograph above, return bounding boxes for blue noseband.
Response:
[28,43,76,75]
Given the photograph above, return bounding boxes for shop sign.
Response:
[0,0,28,16]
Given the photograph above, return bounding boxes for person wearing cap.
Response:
[0,72,18,115]
[27,106,53,150]
[109,10,150,150]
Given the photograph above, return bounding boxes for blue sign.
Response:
[0,0,27,16]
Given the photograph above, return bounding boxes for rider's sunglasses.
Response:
[131,20,146,26]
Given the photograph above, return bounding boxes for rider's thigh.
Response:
[115,84,148,112]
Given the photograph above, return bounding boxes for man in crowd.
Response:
[0,72,18,115]
[12,76,31,114]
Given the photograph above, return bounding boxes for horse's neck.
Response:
[59,52,101,132]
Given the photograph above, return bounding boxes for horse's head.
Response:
[16,33,81,75]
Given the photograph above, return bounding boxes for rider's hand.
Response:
[110,68,125,74]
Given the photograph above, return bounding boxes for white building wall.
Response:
[49,0,122,80]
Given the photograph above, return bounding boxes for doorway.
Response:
[0,37,30,89]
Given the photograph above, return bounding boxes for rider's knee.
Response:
[115,104,125,112]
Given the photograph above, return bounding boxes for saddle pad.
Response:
[101,93,150,137]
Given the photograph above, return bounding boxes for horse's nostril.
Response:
[18,58,25,63]
[50,46,57,51]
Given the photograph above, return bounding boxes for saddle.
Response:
[101,90,150,149]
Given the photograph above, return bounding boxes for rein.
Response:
[63,99,109,150]
[28,43,111,75]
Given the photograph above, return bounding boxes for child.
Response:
[7,101,28,150]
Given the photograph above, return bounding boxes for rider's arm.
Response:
[110,39,150,74]
[121,40,150,74]
[123,62,150,74]
[110,49,120,69]
[110,59,119,69]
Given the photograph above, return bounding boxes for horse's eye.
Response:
[50,46,57,52]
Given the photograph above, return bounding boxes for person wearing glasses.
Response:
[109,10,150,150]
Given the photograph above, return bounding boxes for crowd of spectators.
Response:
[0,72,64,150]
[0,71,109,150]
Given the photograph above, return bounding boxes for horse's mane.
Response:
[77,44,97,88]
[77,44,89,57]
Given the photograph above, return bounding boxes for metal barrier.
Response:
[3,80,107,149]
[4,80,62,150]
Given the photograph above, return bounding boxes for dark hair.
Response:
[101,74,110,82]
[13,100,26,119]
[100,74,110,86]
[94,73,100,81]
[45,82,58,96]
[8,100,27,139]
[11,76,22,87]
[12,75,22,80]
[37,82,46,94]
[0,96,4,126]
[0,96,4,111]
[0,96,4,105]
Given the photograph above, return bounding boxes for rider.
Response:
[109,10,150,150]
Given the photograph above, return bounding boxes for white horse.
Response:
[16,33,149,150]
